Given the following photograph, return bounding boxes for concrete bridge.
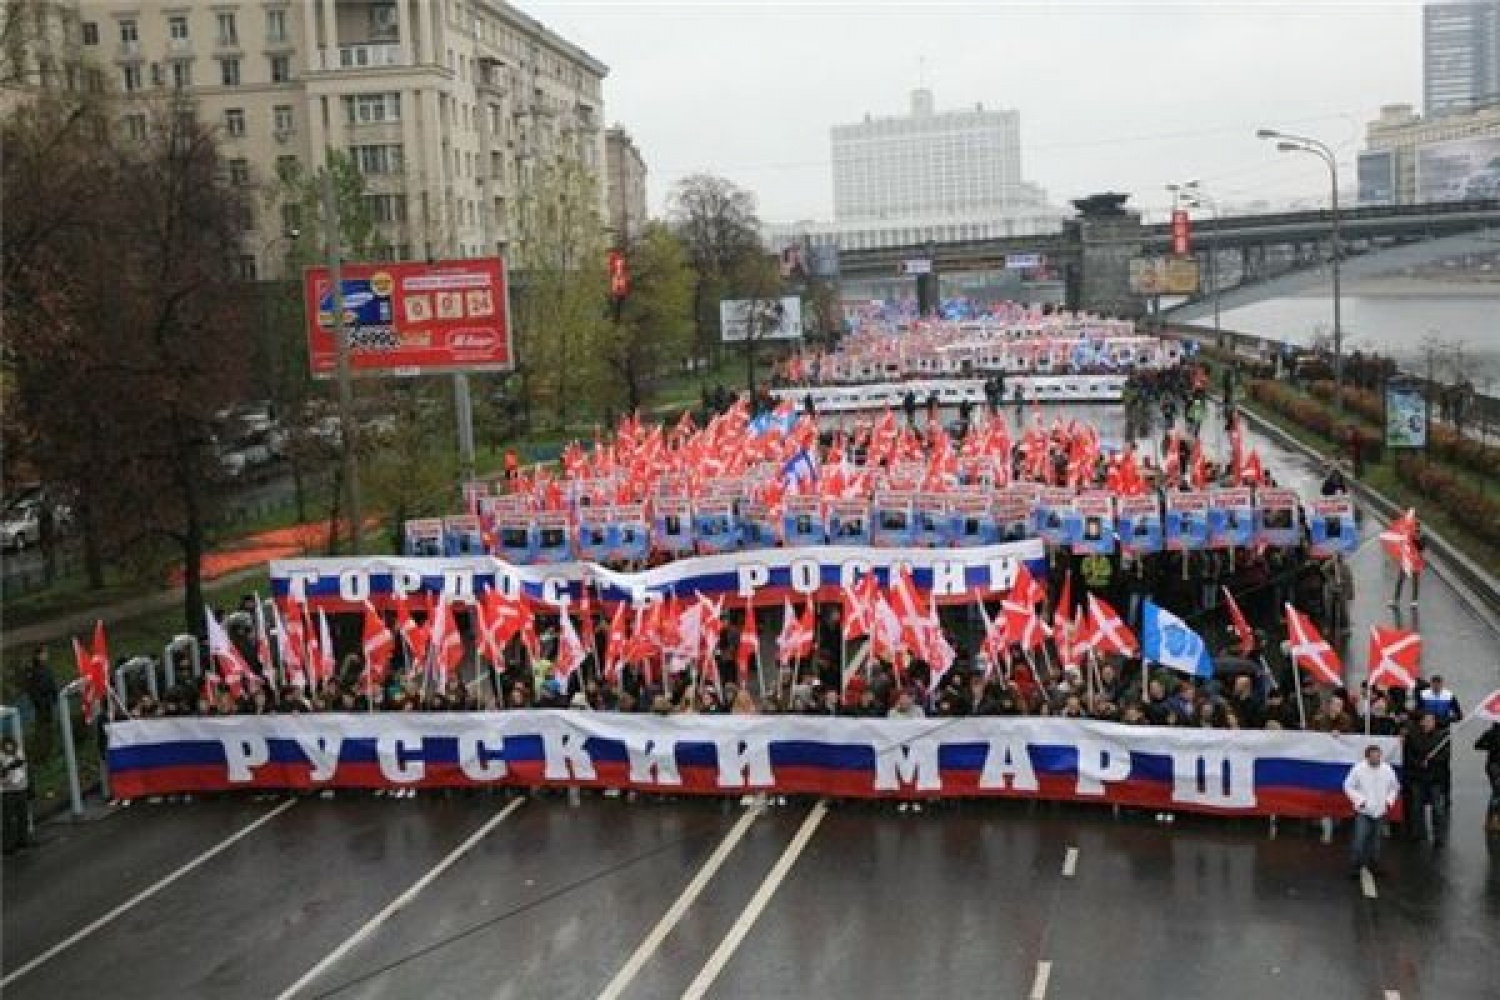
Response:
[836,198,1500,316]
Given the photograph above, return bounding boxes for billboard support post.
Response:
[454,372,476,484]
[320,169,363,554]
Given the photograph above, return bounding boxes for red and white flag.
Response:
[72,622,111,723]
[252,599,275,687]
[842,572,877,642]
[1222,586,1256,656]
[361,602,395,691]
[1379,509,1424,576]
[428,594,464,689]
[313,609,336,688]
[1475,688,1500,723]
[736,602,760,679]
[274,600,307,689]
[554,611,588,684]
[776,597,815,666]
[605,602,631,683]
[1284,604,1343,685]
[1367,625,1422,691]
[1082,594,1139,657]
[206,607,257,699]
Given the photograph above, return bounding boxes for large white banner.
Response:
[720,297,804,342]
[107,712,1399,819]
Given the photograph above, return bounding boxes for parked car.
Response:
[0,502,43,550]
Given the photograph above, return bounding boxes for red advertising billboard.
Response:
[1170,209,1192,256]
[303,258,512,377]
[607,249,630,299]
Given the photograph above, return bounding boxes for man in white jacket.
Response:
[1343,744,1400,875]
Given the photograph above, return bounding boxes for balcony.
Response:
[328,43,405,71]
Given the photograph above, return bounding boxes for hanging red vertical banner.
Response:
[608,248,630,299]
[1170,209,1192,256]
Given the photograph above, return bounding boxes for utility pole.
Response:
[321,169,363,553]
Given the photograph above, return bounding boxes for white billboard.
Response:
[720,297,804,342]
[1415,135,1500,203]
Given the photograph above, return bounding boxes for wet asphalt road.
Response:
[3,407,1498,999]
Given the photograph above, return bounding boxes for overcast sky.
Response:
[519,1,1424,223]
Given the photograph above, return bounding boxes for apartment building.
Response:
[40,0,608,276]
[604,125,646,244]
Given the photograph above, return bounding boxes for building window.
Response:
[120,19,138,43]
[343,93,402,124]
[229,159,250,185]
[171,60,192,88]
[121,64,141,91]
[363,193,407,223]
[351,144,405,174]
[217,12,238,45]
[273,105,294,133]
[168,16,189,41]
[270,55,290,82]
[225,108,246,136]
[236,255,258,280]
[266,9,287,44]
[82,22,99,45]
[281,201,302,233]
[123,114,147,141]
[220,58,240,86]
[85,68,105,93]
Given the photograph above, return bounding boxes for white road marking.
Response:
[1361,868,1379,900]
[1029,959,1053,1000]
[595,805,764,1000]
[274,798,524,1000]
[681,801,828,1000]
[1061,846,1078,878]
[2,798,298,988]
[1383,991,1401,1000]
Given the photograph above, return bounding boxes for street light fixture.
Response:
[1182,192,1223,344]
[1258,127,1344,415]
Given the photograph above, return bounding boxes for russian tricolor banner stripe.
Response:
[269,542,1048,611]
[106,714,1398,820]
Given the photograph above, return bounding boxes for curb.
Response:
[1236,401,1500,633]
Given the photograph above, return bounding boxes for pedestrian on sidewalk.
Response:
[1391,521,1425,609]
[1404,712,1450,846]
[22,646,57,757]
[1343,744,1400,875]
[0,736,34,854]
[1477,722,1500,835]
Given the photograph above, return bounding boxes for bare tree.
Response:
[668,174,764,363]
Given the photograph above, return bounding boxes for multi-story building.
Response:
[25,0,609,276]
[1360,102,1500,205]
[1424,2,1500,116]
[826,88,1060,249]
[604,125,646,245]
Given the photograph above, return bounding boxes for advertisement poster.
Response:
[1307,497,1358,557]
[1207,488,1255,549]
[1165,491,1211,550]
[304,259,511,376]
[1116,495,1163,555]
[1384,380,1429,449]
[1072,493,1117,555]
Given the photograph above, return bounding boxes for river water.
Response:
[1188,291,1500,391]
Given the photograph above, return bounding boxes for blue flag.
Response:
[1141,600,1214,678]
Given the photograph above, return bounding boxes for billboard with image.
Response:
[1415,136,1500,203]
[719,297,804,342]
[303,259,512,376]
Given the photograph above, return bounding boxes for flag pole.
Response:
[1292,658,1308,730]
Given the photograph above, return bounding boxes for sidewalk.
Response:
[3,566,267,648]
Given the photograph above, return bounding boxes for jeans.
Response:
[1350,812,1383,869]
[1409,780,1449,843]
[1393,571,1420,604]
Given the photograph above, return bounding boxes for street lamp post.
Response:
[1257,128,1343,414]
[1182,189,1222,346]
